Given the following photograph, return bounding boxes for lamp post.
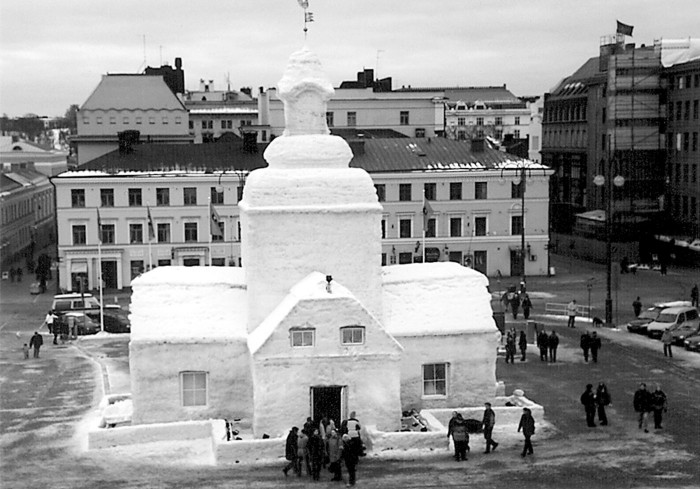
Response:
[593,169,625,326]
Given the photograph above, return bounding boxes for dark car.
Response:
[86,311,130,334]
[684,333,700,352]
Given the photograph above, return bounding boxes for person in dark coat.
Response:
[518,331,527,361]
[580,332,591,362]
[590,332,601,363]
[581,384,597,427]
[596,382,611,426]
[482,402,499,454]
[282,426,299,476]
[29,332,43,358]
[511,293,521,320]
[447,412,469,461]
[521,294,533,320]
[326,429,343,481]
[308,428,325,481]
[537,330,549,361]
[517,408,536,457]
[633,383,652,432]
[505,332,516,364]
[650,385,668,430]
[691,284,699,307]
[632,297,642,317]
[341,433,359,486]
[548,331,559,362]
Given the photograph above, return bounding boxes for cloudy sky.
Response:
[0,0,697,118]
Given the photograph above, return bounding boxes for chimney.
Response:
[471,138,485,153]
[118,130,140,155]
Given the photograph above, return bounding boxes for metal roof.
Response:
[80,75,187,112]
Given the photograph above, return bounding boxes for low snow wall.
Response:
[216,437,284,465]
[425,394,544,428]
[88,420,214,450]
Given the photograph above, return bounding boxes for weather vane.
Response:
[297,0,314,39]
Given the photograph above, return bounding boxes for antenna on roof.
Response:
[136,34,147,73]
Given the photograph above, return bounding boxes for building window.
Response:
[514,129,521,138]
[685,101,691,120]
[291,328,314,347]
[340,326,365,345]
[449,182,462,200]
[457,117,465,126]
[693,132,698,152]
[511,215,523,235]
[476,117,484,126]
[399,219,412,238]
[148,117,155,125]
[136,117,142,125]
[450,217,462,237]
[183,187,197,206]
[158,259,171,266]
[375,184,386,202]
[511,182,524,199]
[201,121,207,129]
[381,219,386,239]
[96,117,103,124]
[398,252,413,264]
[72,225,86,245]
[475,182,487,200]
[676,101,682,121]
[184,222,198,242]
[82,117,89,124]
[100,189,114,207]
[237,186,244,202]
[180,371,207,407]
[211,187,224,205]
[175,117,182,125]
[100,224,115,244]
[122,116,129,124]
[130,224,143,244]
[684,132,690,151]
[515,116,520,125]
[400,111,409,125]
[128,188,142,207]
[347,112,356,126]
[426,218,436,238]
[399,183,412,202]
[130,260,144,279]
[71,189,85,208]
[495,129,503,140]
[423,363,447,397]
[221,120,227,129]
[156,188,170,206]
[157,223,170,243]
[415,128,425,138]
[474,217,487,236]
[326,112,334,127]
[495,116,503,125]
[424,183,436,201]
[162,116,168,124]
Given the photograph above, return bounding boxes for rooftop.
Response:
[81,75,187,112]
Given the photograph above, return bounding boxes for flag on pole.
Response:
[147,206,155,241]
[297,0,309,8]
[616,20,633,37]
[210,202,223,238]
[423,197,434,231]
[305,12,314,22]
[96,208,103,243]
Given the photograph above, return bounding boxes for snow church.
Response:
[128,47,500,438]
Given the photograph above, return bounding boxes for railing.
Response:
[544,302,592,318]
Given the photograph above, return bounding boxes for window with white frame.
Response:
[399,218,412,238]
[423,363,448,396]
[341,326,365,345]
[290,328,314,347]
[180,371,207,407]
[157,223,170,243]
[129,223,143,243]
[184,222,198,242]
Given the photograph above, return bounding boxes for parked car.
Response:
[670,318,700,345]
[646,306,700,339]
[85,310,130,334]
[625,301,691,335]
[58,312,100,336]
[684,333,700,352]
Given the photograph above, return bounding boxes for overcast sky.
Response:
[1,0,697,118]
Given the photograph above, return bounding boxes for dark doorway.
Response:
[101,260,117,289]
[311,386,343,428]
[510,249,523,277]
[183,258,200,267]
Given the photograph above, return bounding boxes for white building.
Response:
[72,75,193,165]
[127,47,501,438]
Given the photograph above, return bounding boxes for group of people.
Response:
[536,329,559,362]
[633,383,668,432]
[580,331,602,363]
[501,289,533,320]
[504,329,527,363]
[283,412,363,485]
[580,382,611,427]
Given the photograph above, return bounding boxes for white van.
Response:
[51,293,120,315]
[646,306,699,339]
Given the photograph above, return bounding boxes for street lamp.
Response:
[593,168,625,326]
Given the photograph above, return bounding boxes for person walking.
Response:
[447,411,469,461]
[521,294,533,320]
[632,297,642,318]
[567,299,578,328]
[282,426,299,477]
[650,385,668,430]
[482,402,499,454]
[590,332,601,363]
[633,383,652,433]
[341,433,359,486]
[511,293,521,320]
[308,428,325,481]
[505,332,516,364]
[580,331,591,363]
[596,382,611,426]
[45,310,59,345]
[517,407,536,457]
[537,330,549,362]
[341,411,363,457]
[326,429,343,482]
[29,332,43,359]
[691,284,699,307]
[22,343,29,359]
[518,331,527,361]
[296,429,310,476]
[548,331,559,362]
[661,328,674,358]
[581,384,597,427]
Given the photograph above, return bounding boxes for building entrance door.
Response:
[101,260,117,289]
[311,386,344,428]
[510,249,523,277]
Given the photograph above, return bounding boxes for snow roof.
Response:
[659,38,700,67]
[81,75,186,111]
[188,107,258,115]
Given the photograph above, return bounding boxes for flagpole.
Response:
[422,188,426,263]
[147,203,153,270]
[98,240,104,332]
[208,197,213,266]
